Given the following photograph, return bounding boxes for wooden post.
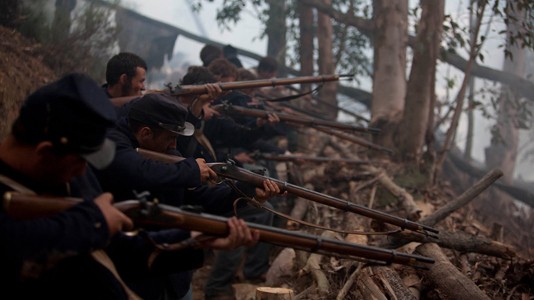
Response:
[256,287,295,299]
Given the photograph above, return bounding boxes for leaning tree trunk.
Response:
[397,0,444,163]
[317,0,337,120]
[370,0,408,152]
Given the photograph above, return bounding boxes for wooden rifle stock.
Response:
[135,148,439,237]
[169,74,353,97]
[212,103,380,135]
[2,192,434,268]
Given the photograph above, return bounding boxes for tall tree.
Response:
[484,1,528,184]
[317,0,338,120]
[298,2,314,80]
[370,0,408,151]
[397,0,444,163]
[266,0,288,75]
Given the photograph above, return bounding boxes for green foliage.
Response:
[443,0,534,62]
[191,0,267,31]
[190,0,372,81]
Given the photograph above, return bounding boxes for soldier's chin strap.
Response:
[220,173,401,237]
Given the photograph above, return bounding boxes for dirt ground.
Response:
[0,26,55,140]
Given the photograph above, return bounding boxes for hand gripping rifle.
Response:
[135,148,439,238]
[2,191,434,269]
[212,102,380,135]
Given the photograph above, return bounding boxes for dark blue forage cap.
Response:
[12,73,117,169]
[128,93,194,136]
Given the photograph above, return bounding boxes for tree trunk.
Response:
[484,1,526,184]
[0,0,19,28]
[298,2,314,83]
[370,0,408,151]
[397,0,444,163]
[52,0,76,43]
[266,0,287,77]
[317,0,337,120]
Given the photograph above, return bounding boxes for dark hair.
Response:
[128,118,165,137]
[223,45,243,68]
[200,44,223,67]
[237,68,257,81]
[257,56,278,74]
[181,66,216,85]
[105,52,147,85]
[207,58,238,80]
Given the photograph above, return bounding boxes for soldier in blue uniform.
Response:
[0,73,138,299]
[93,92,280,300]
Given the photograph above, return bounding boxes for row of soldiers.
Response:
[0,45,302,300]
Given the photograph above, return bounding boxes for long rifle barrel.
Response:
[135,148,439,236]
[254,153,370,165]
[170,74,353,97]
[213,103,380,135]
[3,192,434,268]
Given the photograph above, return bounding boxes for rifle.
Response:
[110,74,354,107]
[212,102,380,135]
[308,126,394,155]
[3,192,434,269]
[135,148,439,237]
[168,74,354,97]
[252,152,371,165]
[253,98,392,154]
[261,86,371,123]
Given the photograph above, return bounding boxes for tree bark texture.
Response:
[484,2,527,184]
[415,243,491,300]
[370,0,408,150]
[398,0,444,162]
[266,0,287,76]
[317,0,338,120]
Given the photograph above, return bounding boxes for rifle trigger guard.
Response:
[310,236,323,253]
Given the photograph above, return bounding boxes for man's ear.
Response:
[119,73,129,85]
[137,126,153,140]
[35,141,55,156]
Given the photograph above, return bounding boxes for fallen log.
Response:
[415,243,491,300]
[422,169,503,226]
[381,229,516,259]
[256,287,295,300]
[379,169,515,258]
[356,266,417,300]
